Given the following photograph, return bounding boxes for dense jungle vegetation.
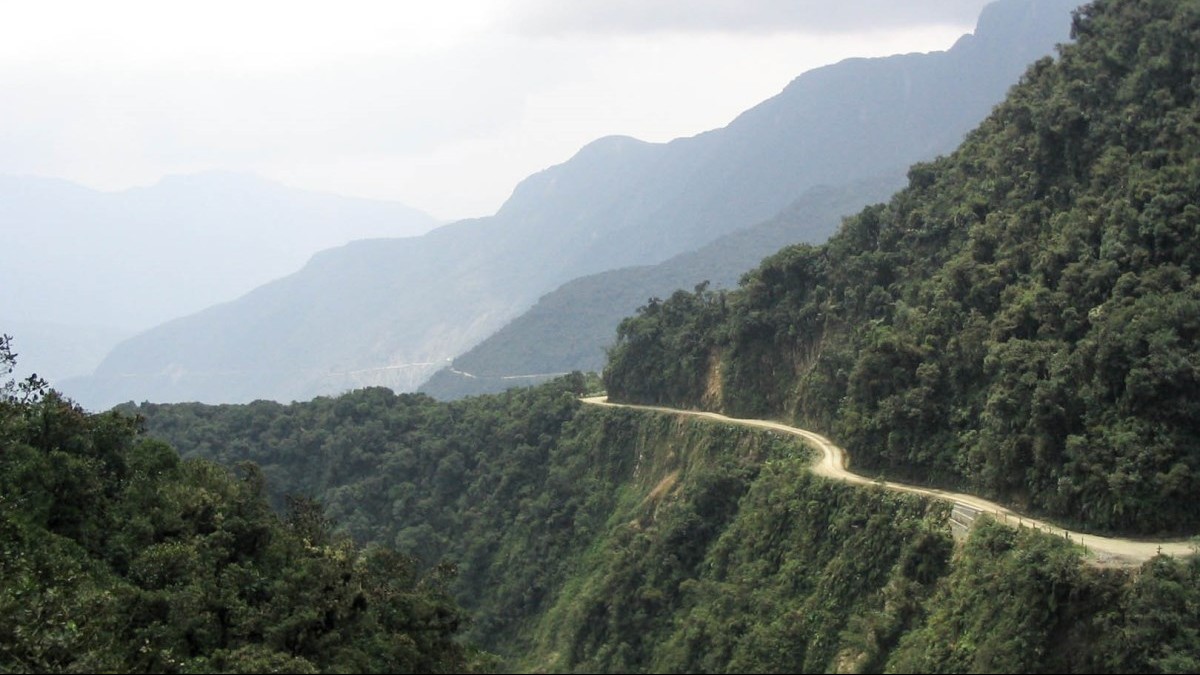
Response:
[606,0,1200,535]
[132,377,1200,673]
[0,336,472,673]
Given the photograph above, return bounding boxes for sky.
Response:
[0,1,993,220]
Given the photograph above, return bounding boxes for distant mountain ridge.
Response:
[2,171,438,330]
[67,0,1078,408]
[2,172,438,382]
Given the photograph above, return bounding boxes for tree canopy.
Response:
[0,337,473,673]
[605,0,1200,534]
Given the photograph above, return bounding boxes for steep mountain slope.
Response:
[70,0,1077,408]
[419,177,904,399]
[2,172,437,382]
[605,0,1200,534]
[420,0,1079,400]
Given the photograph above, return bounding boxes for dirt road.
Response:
[581,396,1194,566]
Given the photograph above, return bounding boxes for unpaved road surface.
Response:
[582,396,1194,566]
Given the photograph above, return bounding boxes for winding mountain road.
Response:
[581,396,1195,566]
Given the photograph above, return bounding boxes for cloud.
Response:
[0,1,984,219]
[0,1,501,72]
[504,0,992,36]
[0,34,575,197]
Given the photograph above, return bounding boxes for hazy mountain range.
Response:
[2,171,437,382]
[62,0,1076,408]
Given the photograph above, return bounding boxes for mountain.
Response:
[605,0,1200,534]
[418,0,1079,399]
[419,175,905,399]
[68,0,1078,409]
[1,172,438,382]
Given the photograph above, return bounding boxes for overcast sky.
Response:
[0,1,992,220]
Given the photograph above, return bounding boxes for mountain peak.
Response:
[497,134,658,219]
[573,134,652,158]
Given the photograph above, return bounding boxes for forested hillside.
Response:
[133,377,1200,673]
[606,0,1200,535]
[0,338,471,673]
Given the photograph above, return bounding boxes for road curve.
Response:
[581,396,1195,566]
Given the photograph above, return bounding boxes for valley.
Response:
[5,0,1200,672]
